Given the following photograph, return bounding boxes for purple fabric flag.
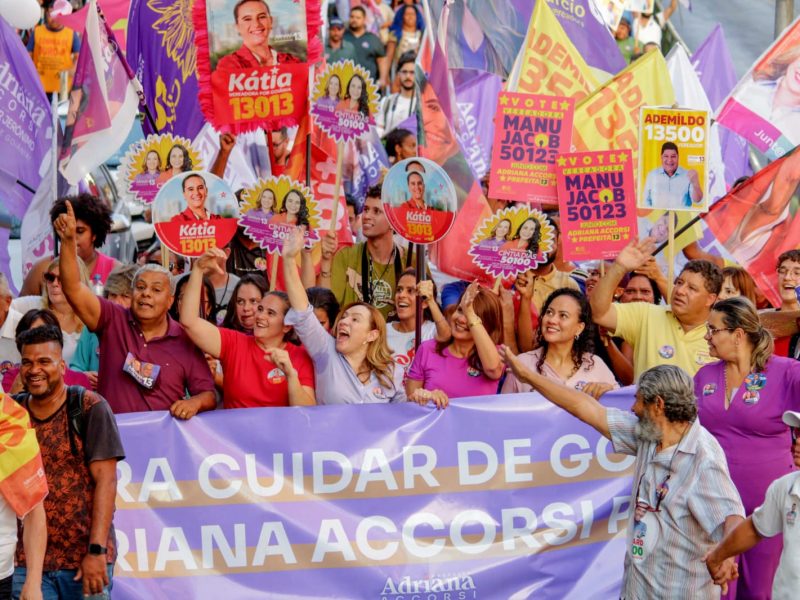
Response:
[111,392,634,599]
[691,24,752,188]
[0,16,52,219]
[348,128,390,204]
[452,68,503,180]
[126,0,205,139]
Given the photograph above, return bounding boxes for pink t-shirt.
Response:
[406,339,500,399]
[500,347,618,394]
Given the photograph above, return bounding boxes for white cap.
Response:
[782,410,800,428]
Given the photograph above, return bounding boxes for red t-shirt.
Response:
[218,328,315,409]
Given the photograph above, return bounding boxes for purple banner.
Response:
[112,392,635,598]
[690,24,751,188]
[127,0,205,139]
[0,15,51,219]
[453,69,503,180]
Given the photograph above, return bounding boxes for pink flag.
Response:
[58,0,140,185]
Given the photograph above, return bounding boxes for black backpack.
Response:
[14,385,87,459]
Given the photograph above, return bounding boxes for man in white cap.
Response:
[704,410,800,599]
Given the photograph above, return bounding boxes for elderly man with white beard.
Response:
[499,352,745,599]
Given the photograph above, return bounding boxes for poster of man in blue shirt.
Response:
[642,142,704,210]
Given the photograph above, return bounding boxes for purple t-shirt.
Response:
[93,299,215,413]
[406,339,500,399]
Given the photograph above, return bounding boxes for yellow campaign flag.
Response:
[0,394,48,517]
[507,0,599,102]
[573,50,676,167]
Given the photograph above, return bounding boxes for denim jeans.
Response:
[12,565,114,600]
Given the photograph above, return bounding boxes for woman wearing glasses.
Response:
[694,297,800,599]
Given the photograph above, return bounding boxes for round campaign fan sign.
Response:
[468,206,556,279]
[152,171,239,257]
[238,176,321,254]
[122,133,203,204]
[310,60,379,142]
[381,158,457,245]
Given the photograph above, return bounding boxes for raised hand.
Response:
[320,231,337,260]
[194,248,227,276]
[417,280,434,306]
[53,200,77,241]
[515,270,534,300]
[282,227,305,259]
[614,237,657,272]
[219,132,237,154]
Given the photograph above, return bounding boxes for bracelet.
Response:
[321,271,331,278]
[467,317,483,328]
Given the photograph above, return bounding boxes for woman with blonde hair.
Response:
[282,228,405,403]
[13,256,91,364]
[694,296,800,599]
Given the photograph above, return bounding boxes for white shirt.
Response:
[0,496,16,578]
[386,320,436,371]
[752,472,800,600]
[0,308,22,367]
[376,93,417,137]
[635,12,665,47]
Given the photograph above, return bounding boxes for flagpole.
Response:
[51,94,60,258]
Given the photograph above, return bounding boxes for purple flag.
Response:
[691,24,752,188]
[0,16,51,219]
[348,128,390,204]
[452,68,503,180]
[127,0,205,139]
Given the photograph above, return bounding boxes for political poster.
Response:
[468,206,555,279]
[556,150,638,261]
[111,392,635,599]
[238,176,321,254]
[716,16,800,160]
[488,92,575,205]
[382,158,457,245]
[122,134,203,204]
[311,60,380,142]
[637,107,709,212]
[193,0,310,132]
[153,171,239,257]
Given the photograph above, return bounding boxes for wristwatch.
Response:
[88,543,107,555]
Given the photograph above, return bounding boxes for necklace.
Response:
[368,246,395,287]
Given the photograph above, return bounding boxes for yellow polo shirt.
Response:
[532,268,580,312]
[613,302,716,380]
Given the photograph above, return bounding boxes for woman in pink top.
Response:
[406,282,505,407]
[501,288,617,399]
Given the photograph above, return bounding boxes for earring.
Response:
[574,334,580,341]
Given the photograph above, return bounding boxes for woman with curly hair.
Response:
[156,143,193,185]
[20,194,121,296]
[336,74,371,117]
[501,217,541,255]
[270,189,310,229]
[501,288,617,399]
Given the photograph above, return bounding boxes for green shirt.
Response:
[344,30,386,82]
[331,242,405,321]
[325,39,357,64]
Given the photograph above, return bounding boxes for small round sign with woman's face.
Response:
[152,171,239,257]
[238,176,320,255]
[381,158,457,244]
[468,206,555,279]
[123,133,203,204]
[311,60,379,142]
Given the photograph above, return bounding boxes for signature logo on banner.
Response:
[381,574,477,599]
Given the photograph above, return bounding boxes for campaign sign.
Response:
[122,134,203,204]
[468,206,555,279]
[238,176,321,255]
[381,158,457,245]
[489,92,575,205]
[153,171,239,257]
[311,60,379,142]
[637,107,709,213]
[193,0,309,132]
[556,150,638,261]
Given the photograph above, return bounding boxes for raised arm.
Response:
[179,248,226,358]
[418,279,451,341]
[282,228,310,312]
[590,237,656,332]
[500,344,610,439]
[53,201,102,330]
[463,282,504,380]
[210,133,236,178]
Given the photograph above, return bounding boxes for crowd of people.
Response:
[2,1,799,600]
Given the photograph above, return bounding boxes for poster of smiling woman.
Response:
[193,0,320,132]
[122,134,203,203]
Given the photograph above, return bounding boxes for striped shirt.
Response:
[607,408,744,599]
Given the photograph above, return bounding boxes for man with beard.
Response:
[377,52,417,137]
[498,356,745,599]
[591,237,722,379]
[53,201,216,417]
[12,325,124,599]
